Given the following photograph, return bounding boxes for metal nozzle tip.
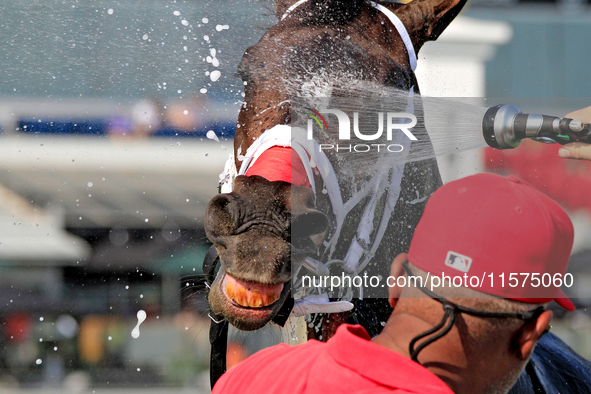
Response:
[569,119,584,132]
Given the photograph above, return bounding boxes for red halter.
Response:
[245,146,312,187]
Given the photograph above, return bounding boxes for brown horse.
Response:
[205,0,466,333]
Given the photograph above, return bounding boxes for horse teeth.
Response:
[249,290,263,308]
[263,290,278,306]
[225,282,236,299]
[235,286,248,307]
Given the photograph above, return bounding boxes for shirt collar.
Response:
[326,324,454,393]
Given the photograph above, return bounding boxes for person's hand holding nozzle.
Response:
[558,105,591,161]
[483,104,591,151]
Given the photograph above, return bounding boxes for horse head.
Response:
[204,0,467,331]
[205,175,327,330]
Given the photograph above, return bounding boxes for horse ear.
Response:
[393,0,468,48]
[425,0,468,41]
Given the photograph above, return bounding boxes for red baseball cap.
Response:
[407,173,575,311]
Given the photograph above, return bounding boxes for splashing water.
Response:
[131,309,147,339]
[291,81,489,171]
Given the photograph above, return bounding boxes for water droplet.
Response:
[216,25,229,32]
[206,130,220,142]
[36,359,42,365]
[144,218,149,223]
[181,19,189,26]
[202,17,209,24]
[200,88,207,94]
[210,70,221,82]
[87,182,93,187]
[107,8,114,15]
[142,34,149,40]
[173,10,180,16]
[39,317,44,321]
[108,336,112,341]
[131,310,147,339]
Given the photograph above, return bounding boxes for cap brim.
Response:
[555,290,575,311]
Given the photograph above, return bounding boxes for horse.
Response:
[202,0,463,384]
[202,0,591,392]
[205,0,463,332]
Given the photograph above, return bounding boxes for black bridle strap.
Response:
[209,313,228,389]
[202,245,227,389]
[203,244,220,287]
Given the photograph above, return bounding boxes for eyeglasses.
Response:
[401,260,547,362]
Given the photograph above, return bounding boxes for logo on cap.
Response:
[445,251,473,273]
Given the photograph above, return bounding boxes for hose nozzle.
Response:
[482,104,591,150]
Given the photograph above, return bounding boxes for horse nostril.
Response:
[206,194,238,238]
[210,194,233,210]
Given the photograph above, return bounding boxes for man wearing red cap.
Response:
[212,173,576,394]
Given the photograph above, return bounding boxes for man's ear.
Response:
[388,253,407,308]
[516,310,553,360]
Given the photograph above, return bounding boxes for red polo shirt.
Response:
[212,324,454,393]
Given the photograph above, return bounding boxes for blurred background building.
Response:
[0,0,590,392]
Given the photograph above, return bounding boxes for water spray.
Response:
[483,104,591,149]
